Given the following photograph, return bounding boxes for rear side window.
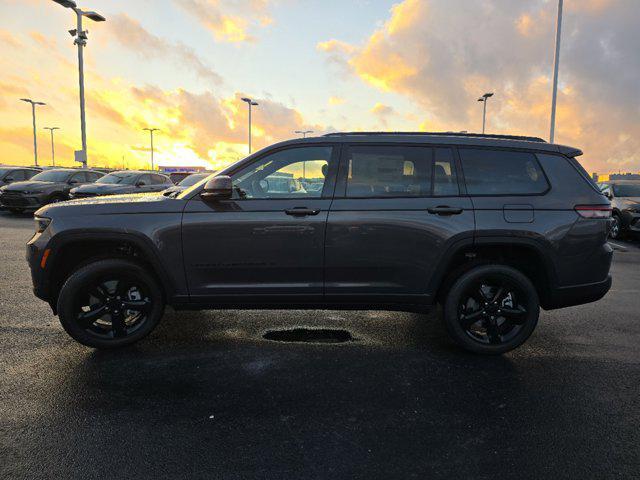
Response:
[433,148,459,196]
[345,146,432,197]
[460,149,548,195]
[152,174,169,184]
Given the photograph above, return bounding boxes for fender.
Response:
[45,229,177,301]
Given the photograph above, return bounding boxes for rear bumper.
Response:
[545,275,612,310]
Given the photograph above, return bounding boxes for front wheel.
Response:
[609,214,622,240]
[57,259,165,348]
[442,265,540,355]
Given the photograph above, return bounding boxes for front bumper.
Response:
[26,228,53,305]
[1,192,46,210]
[620,210,640,233]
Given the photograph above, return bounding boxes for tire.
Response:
[609,214,622,240]
[57,259,165,349]
[442,264,540,355]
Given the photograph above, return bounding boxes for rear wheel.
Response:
[442,265,539,354]
[57,259,165,348]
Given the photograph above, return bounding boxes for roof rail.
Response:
[323,131,548,143]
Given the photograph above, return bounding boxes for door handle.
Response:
[427,206,463,216]
[285,207,320,216]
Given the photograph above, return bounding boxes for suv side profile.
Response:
[26,133,613,354]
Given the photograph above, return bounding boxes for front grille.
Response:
[0,192,30,207]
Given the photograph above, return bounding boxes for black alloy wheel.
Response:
[57,259,164,348]
[443,265,540,354]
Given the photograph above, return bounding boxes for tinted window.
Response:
[613,184,640,197]
[460,149,548,195]
[5,170,25,181]
[87,172,103,182]
[233,146,333,199]
[151,174,169,185]
[31,170,72,182]
[433,148,458,196]
[25,170,39,180]
[98,172,138,184]
[138,175,152,186]
[178,173,209,187]
[70,172,86,183]
[345,146,432,198]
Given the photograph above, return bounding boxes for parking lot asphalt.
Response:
[1,211,639,480]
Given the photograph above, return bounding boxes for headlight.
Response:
[34,217,51,233]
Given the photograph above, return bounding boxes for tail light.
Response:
[574,205,612,219]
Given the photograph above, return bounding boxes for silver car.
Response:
[600,180,640,239]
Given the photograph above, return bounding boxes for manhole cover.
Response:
[263,328,353,344]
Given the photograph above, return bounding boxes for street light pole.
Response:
[52,0,105,168]
[549,0,563,143]
[143,128,160,170]
[241,97,259,153]
[294,130,314,178]
[477,92,494,134]
[43,127,60,166]
[20,98,46,167]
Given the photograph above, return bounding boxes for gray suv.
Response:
[26,133,613,354]
[0,168,104,213]
[599,180,640,239]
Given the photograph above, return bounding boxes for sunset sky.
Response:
[1,0,638,174]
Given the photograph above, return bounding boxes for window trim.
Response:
[225,143,341,201]
[336,142,462,200]
[457,146,552,197]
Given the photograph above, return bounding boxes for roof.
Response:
[274,131,582,157]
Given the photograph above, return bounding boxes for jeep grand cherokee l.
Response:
[26,132,613,354]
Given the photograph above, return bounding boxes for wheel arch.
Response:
[45,231,175,312]
[430,236,558,309]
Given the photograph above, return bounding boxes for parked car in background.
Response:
[167,172,194,185]
[69,171,172,198]
[599,180,640,239]
[0,168,103,213]
[162,173,211,197]
[27,132,612,354]
[0,166,41,188]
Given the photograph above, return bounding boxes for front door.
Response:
[182,144,339,303]
[325,144,475,305]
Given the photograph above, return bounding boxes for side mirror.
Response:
[201,175,232,201]
[68,179,79,185]
[604,190,612,200]
[136,181,145,187]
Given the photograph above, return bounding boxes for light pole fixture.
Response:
[549,0,563,143]
[477,92,494,134]
[20,98,46,167]
[241,97,259,153]
[52,0,105,168]
[294,130,314,179]
[143,128,160,171]
[294,130,314,138]
[43,127,60,166]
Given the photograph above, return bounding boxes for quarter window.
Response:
[345,146,432,198]
[460,149,548,195]
[433,148,459,196]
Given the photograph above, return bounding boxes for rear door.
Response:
[324,144,474,305]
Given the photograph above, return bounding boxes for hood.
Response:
[35,192,185,218]
[1,180,59,191]
[72,183,136,194]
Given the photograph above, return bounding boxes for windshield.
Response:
[98,172,139,185]
[613,184,640,197]
[30,170,71,182]
[178,173,209,187]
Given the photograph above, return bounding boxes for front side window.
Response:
[460,149,548,195]
[233,146,333,199]
[345,146,432,198]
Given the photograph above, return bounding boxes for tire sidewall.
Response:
[57,259,165,348]
[443,265,540,355]
[610,214,621,239]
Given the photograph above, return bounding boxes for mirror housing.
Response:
[604,190,612,200]
[201,175,233,201]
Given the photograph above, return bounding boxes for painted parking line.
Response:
[609,241,628,252]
